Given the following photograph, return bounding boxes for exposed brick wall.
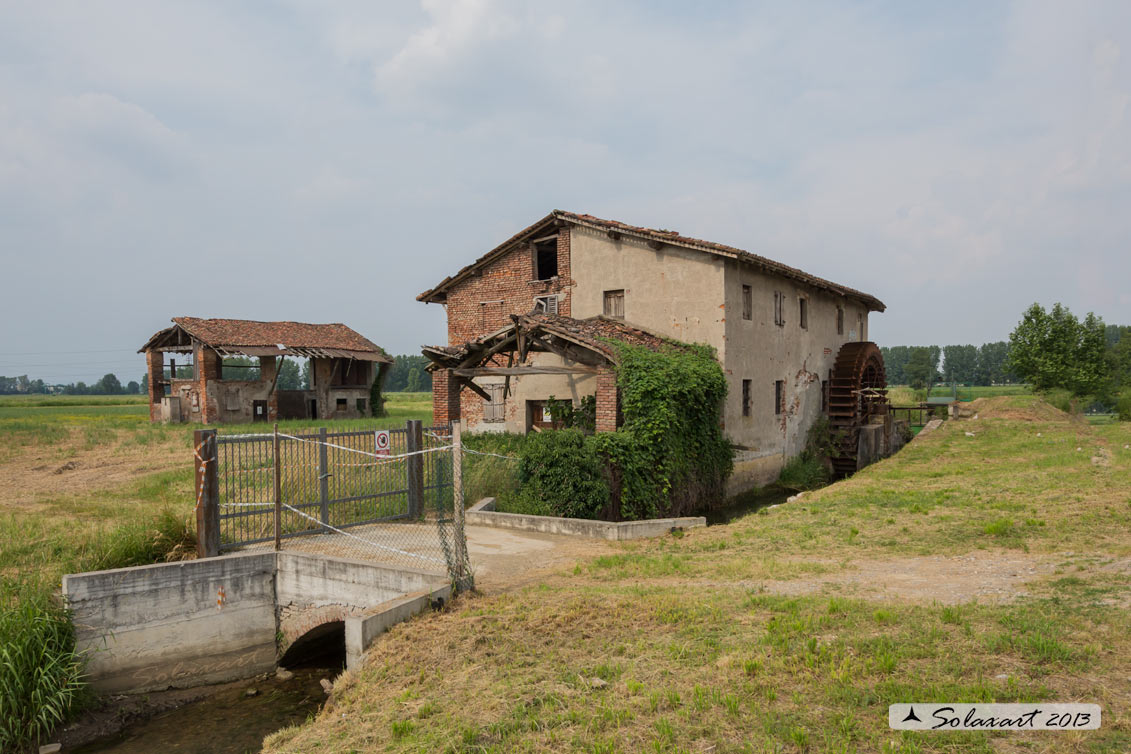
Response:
[436,227,573,423]
[146,350,164,422]
[595,369,619,433]
[444,228,572,344]
[432,369,461,426]
[198,345,221,424]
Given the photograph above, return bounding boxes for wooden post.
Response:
[194,429,219,558]
[318,426,330,530]
[405,420,423,518]
[452,419,468,585]
[273,423,282,551]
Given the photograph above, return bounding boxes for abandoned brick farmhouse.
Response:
[419,210,888,488]
[140,317,391,424]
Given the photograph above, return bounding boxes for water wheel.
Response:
[827,341,888,477]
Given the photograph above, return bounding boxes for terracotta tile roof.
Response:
[417,210,885,312]
[140,317,391,361]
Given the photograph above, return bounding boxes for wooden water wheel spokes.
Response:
[827,341,888,477]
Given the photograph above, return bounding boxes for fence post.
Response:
[452,419,468,586]
[273,423,282,551]
[406,420,423,518]
[318,426,330,530]
[194,428,219,558]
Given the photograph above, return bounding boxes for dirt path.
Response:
[683,551,1131,605]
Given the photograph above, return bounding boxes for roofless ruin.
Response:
[139,317,391,424]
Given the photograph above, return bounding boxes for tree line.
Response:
[0,374,144,395]
[0,354,435,396]
[880,342,1015,389]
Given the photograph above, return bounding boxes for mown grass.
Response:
[264,396,1130,753]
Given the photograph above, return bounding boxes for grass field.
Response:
[886,384,1032,406]
[262,395,1131,754]
[0,392,433,586]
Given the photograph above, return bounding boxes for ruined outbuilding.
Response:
[140,317,391,424]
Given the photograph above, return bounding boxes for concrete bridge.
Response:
[63,551,449,693]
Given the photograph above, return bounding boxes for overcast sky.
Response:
[1,1,1128,384]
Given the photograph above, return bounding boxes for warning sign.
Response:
[374,430,391,457]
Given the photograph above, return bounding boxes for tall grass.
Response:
[0,578,88,752]
[0,511,195,752]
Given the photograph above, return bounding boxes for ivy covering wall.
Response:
[515,341,732,520]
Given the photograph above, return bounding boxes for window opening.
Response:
[533,237,558,280]
[603,289,625,319]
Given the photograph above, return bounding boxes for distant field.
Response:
[0,394,149,408]
[0,392,434,587]
[887,384,1031,405]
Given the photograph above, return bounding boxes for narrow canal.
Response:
[71,635,344,754]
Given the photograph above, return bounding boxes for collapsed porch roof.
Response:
[422,312,686,383]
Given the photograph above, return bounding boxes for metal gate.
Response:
[193,420,469,587]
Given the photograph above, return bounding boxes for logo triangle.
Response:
[901,706,921,723]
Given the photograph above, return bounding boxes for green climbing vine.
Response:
[513,340,732,521]
[595,340,732,519]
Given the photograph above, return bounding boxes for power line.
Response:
[0,348,139,356]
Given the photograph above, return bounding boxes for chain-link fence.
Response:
[193,420,471,589]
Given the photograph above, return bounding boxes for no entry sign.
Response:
[374,430,391,456]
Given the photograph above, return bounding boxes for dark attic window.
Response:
[533,237,558,280]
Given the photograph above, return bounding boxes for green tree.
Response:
[1106,327,1131,388]
[942,344,978,384]
[97,373,123,394]
[126,380,141,394]
[1007,303,1107,394]
[904,347,936,390]
[975,341,1010,385]
[276,359,302,390]
[881,346,910,384]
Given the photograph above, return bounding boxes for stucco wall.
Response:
[568,226,727,351]
[722,260,872,483]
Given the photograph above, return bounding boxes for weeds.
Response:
[0,578,88,752]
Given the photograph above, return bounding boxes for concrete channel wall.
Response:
[465,503,705,540]
[63,551,448,694]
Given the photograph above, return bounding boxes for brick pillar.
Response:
[145,350,164,422]
[433,369,461,426]
[198,345,221,424]
[261,357,279,421]
[595,369,619,433]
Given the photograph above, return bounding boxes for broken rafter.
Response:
[454,365,600,377]
[457,377,492,402]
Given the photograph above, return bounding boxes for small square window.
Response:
[741,285,752,320]
[742,379,751,417]
[603,289,625,319]
[775,380,785,415]
[356,398,366,412]
[533,294,559,314]
[336,398,347,411]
